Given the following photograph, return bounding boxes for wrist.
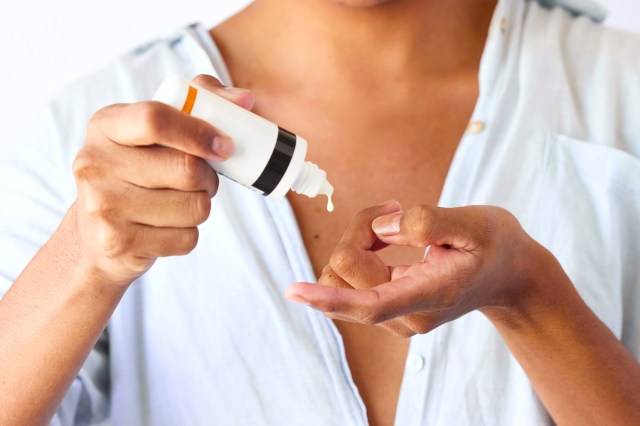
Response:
[481,238,580,332]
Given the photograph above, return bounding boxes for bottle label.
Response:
[251,127,297,195]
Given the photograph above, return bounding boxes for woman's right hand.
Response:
[72,74,254,286]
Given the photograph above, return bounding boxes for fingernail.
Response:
[372,211,402,235]
[286,293,311,305]
[211,135,235,160]
[224,86,252,95]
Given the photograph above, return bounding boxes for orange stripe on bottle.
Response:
[181,86,198,115]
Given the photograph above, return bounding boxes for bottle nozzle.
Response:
[291,162,334,212]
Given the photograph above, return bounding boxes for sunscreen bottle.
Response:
[153,76,334,211]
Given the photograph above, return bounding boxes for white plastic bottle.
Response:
[153,76,334,211]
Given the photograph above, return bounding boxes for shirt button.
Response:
[467,120,486,134]
[500,18,508,33]
[406,353,425,372]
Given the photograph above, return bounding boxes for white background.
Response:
[0,0,638,151]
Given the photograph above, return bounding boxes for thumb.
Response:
[192,74,255,110]
[371,205,486,250]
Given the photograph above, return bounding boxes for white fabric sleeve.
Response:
[0,104,110,425]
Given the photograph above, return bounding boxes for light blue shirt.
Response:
[1,0,639,424]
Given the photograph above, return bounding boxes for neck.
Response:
[212,0,497,98]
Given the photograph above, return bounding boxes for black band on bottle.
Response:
[252,127,297,195]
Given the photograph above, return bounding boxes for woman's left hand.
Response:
[285,201,552,337]
[286,202,640,425]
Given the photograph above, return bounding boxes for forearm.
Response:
[0,205,128,425]
[484,246,640,426]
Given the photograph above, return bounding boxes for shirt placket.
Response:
[393,1,515,424]
[265,198,369,426]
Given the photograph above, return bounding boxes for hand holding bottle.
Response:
[73,74,254,286]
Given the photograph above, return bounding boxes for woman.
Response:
[0,0,638,424]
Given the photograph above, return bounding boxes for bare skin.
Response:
[211,0,494,423]
[286,203,640,425]
[0,77,254,425]
[1,0,639,425]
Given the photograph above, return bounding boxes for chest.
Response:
[253,82,479,273]
[251,84,478,425]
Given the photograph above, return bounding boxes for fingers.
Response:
[286,280,417,338]
[329,245,391,290]
[338,200,402,250]
[286,275,426,325]
[191,74,225,90]
[287,203,522,337]
[90,101,234,162]
[74,144,219,196]
[71,73,259,285]
[318,264,351,289]
[92,223,200,282]
[192,74,255,110]
[81,183,211,228]
[89,74,256,162]
[327,200,401,289]
[371,205,490,250]
[102,224,201,260]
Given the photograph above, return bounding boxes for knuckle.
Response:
[135,102,167,136]
[207,173,220,198]
[82,189,114,220]
[88,106,110,128]
[329,245,356,276]
[191,74,208,85]
[189,192,211,225]
[359,291,385,324]
[492,206,520,230]
[321,264,334,276]
[317,265,335,287]
[72,152,90,181]
[413,323,432,335]
[405,315,435,335]
[80,190,132,259]
[360,303,384,325]
[471,206,518,248]
[384,323,415,338]
[125,256,154,274]
[414,205,435,245]
[174,228,200,255]
[192,74,222,88]
[176,153,203,189]
[97,222,133,259]
[361,308,384,325]
[72,149,100,182]
[87,103,127,136]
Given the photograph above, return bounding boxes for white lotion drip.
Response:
[291,162,335,212]
[319,180,334,212]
